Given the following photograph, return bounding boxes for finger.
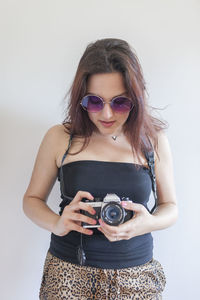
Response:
[99,219,120,235]
[98,227,116,240]
[99,217,133,235]
[98,227,125,238]
[116,219,133,232]
[78,201,97,215]
[72,191,94,204]
[69,201,95,213]
[71,223,93,235]
[121,201,145,213]
[69,202,96,217]
[71,212,97,226]
[98,227,128,241]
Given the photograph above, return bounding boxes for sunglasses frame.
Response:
[80,94,134,113]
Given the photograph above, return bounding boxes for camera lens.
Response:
[101,202,125,226]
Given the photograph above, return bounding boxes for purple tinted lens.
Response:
[82,95,103,112]
[111,97,133,113]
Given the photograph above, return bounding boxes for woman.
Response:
[23,38,178,299]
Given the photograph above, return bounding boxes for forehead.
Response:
[86,72,127,98]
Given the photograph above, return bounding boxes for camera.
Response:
[81,193,134,228]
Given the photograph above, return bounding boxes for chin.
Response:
[99,126,120,136]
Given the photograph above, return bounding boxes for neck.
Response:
[92,132,123,141]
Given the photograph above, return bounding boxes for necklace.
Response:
[112,135,118,141]
[93,132,120,141]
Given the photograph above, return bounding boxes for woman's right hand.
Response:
[52,191,97,236]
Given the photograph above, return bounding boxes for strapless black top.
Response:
[49,160,153,269]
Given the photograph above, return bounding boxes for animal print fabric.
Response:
[39,250,166,300]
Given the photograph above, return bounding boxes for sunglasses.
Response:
[80,94,134,113]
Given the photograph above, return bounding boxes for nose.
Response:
[101,102,114,119]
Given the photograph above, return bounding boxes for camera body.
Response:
[82,193,134,228]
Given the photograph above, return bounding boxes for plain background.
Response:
[1,0,200,299]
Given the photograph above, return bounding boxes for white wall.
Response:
[1,1,199,299]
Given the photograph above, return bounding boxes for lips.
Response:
[99,121,116,128]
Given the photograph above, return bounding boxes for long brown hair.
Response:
[62,38,167,163]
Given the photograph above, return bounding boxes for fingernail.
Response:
[121,201,127,206]
[99,219,103,225]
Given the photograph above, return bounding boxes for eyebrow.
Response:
[87,91,128,98]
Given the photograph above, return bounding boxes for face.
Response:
[86,72,131,136]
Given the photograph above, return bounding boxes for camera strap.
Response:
[142,137,158,214]
[59,133,86,265]
[59,133,73,200]
[60,133,73,166]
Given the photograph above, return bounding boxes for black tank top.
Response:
[49,155,154,269]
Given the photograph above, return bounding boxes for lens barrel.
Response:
[101,202,125,226]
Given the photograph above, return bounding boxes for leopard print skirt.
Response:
[39,250,166,300]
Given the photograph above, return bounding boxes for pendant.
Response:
[112,136,117,141]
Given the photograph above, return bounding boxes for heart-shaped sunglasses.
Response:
[80,94,134,113]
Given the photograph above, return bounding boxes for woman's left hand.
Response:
[97,201,155,242]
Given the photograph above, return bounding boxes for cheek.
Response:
[118,112,130,123]
[87,112,99,124]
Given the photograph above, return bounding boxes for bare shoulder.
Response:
[44,124,71,166]
[154,130,171,163]
[45,123,70,140]
[23,124,70,201]
[41,124,68,152]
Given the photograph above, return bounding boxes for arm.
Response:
[150,131,178,230]
[98,131,178,241]
[23,125,63,232]
[23,125,97,235]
